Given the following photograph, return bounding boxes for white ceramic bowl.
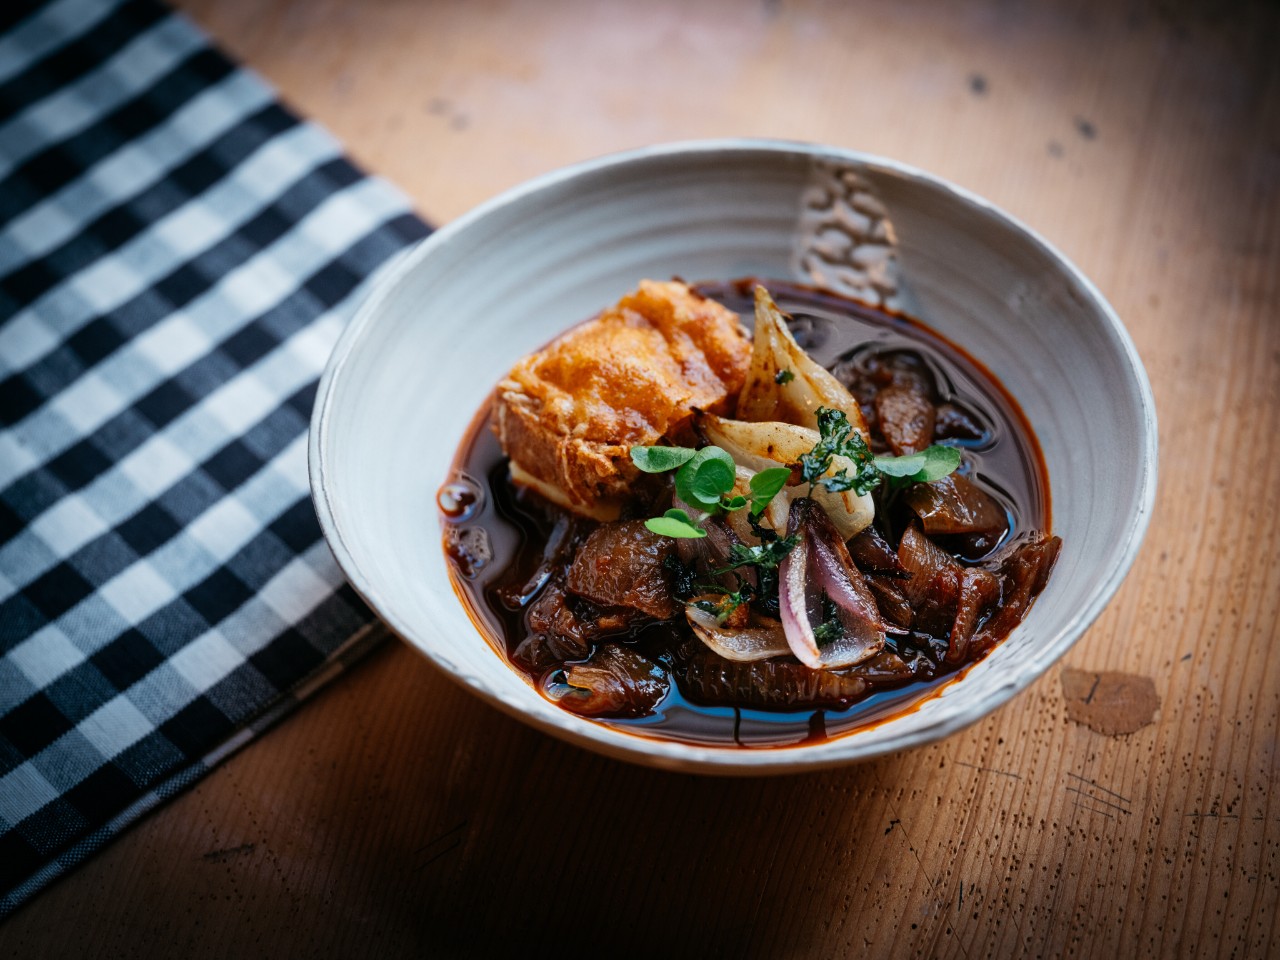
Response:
[309,141,1157,774]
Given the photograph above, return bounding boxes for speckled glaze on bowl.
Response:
[308,141,1157,775]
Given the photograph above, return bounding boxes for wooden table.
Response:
[5,1,1278,956]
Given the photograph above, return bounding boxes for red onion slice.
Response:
[778,528,817,666]
[779,499,887,669]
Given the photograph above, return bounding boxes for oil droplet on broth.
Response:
[438,475,483,520]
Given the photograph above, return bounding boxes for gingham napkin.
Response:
[0,0,429,916]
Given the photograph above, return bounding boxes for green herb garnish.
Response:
[774,368,795,385]
[714,536,799,576]
[630,445,698,473]
[711,537,798,619]
[694,581,756,624]
[874,445,962,486]
[644,508,706,539]
[629,445,790,533]
[799,408,880,496]
[813,595,845,647]
[748,467,791,516]
[813,621,844,646]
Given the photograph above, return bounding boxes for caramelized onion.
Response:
[566,520,677,619]
[898,524,961,605]
[553,644,669,718]
[897,524,1003,662]
[875,383,935,456]
[903,473,1007,538]
[970,534,1062,657]
[672,506,745,593]
[948,567,1000,664]
[680,649,871,708]
[847,525,908,578]
[867,575,914,629]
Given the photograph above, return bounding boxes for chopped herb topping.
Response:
[695,581,756,624]
[800,406,961,496]
[714,537,798,576]
[774,368,795,385]
[663,553,699,600]
[813,595,845,647]
[799,408,880,496]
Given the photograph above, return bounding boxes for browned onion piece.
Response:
[898,525,961,604]
[779,499,885,669]
[737,285,870,435]
[553,644,669,718]
[566,519,676,619]
[903,474,1008,538]
[947,567,1001,664]
[970,534,1062,657]
[848,525,908,578]
[934,401,989,443]
[516,579,594,670]
[674,514,744,592]
[897,524,964,639]
[875,383,935,456]
[867,575,914,629]
[853,649,934,684]
[680,648,870,708]
[516,578,648,672]
[897,524,1023,663]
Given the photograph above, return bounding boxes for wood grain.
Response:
[3,0,1278,956]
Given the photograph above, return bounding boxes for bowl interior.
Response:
[310,143,1155,773]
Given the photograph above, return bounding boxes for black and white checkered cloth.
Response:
[0,0,429,916]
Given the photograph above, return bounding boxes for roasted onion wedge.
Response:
[778,499,886,669]
[696,412,873,540]
[685,604,792,662]
[738,285,870,437]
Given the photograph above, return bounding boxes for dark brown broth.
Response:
[442,279,1052,748]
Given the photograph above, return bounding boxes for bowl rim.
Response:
[308,138,1159,774]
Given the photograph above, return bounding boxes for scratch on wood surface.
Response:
[1072,799,1115,820]
[1061,668,1160,735]
[200,842,256,863]
[1065,787,1131,815]
[1066,772,1131,804]
[872,769,975,960]
[952,759,1022,780]
[415,820,468,871]
[1064,770,1133,825]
